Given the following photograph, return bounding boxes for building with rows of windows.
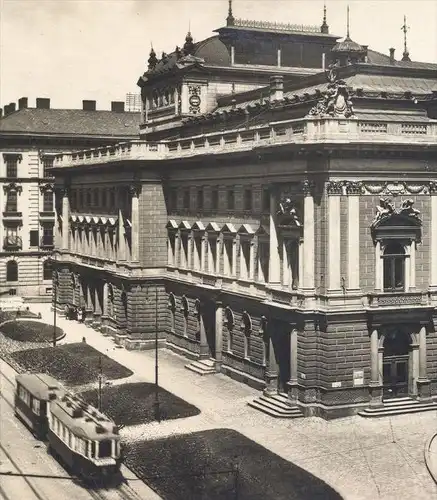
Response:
[0,98,139,299]
[50,6,437,418]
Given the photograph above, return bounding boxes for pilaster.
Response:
[326,182,342,292]
[129,184,141,262]
[61,187,70,250]
[269,188,281,285]
[215,301,223,372]
[345,181,362,291]
[302,180,315,292]
[430,187,437,293]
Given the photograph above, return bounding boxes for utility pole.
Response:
[98,355,103,411]
[154,285,160,422]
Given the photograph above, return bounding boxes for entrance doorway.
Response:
[271,321,290,394]
[382,329,411,399]
[203,301,216,358]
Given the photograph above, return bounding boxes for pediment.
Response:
[221,223,237,234]
[166,219,179,230]
[238,224,254,235]
[372,212,422,229]
[192,221,205,231]
[179,220,192,230]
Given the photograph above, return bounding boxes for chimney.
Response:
[269,75,284,102]
[389,48,395,64]
[9,103,16,113]
[36,98,50,109]
[82,100,96,111]
[18,97,28,110]
[111,101,125,113]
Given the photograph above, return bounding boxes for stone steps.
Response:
[359,397,437,418]
[248,392,304,419]
[185,358,216,376]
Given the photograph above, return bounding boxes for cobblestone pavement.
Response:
[27,303,437,500]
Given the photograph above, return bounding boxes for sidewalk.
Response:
[32,303,437,500]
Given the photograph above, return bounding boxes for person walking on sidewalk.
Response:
[77,307,83,323]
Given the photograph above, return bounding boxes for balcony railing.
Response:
[3,236,22,251]
[49,118,437,169]
[40,236,54,249]
[366,291,429,308]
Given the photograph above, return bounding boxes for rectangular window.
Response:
[227,190,235,210]
[6,159,18,178]
[41,226,54,247]
[240,240,251,279]
[183,190,190,210]
[197,189,204,210]
[86,190,92,207]
[30,230,39,247]
[208,238,217,274]
[109,189,115,208]
[211,190,219,211]
[5,192,18,212]
[93,188,99,206]
[70,190,77,210]
[258,242,269,282]
[43,158,54,177]
[31,398,40,415]
[101,189,107,208]
[224,239,234,276]
[244,189,252,211]
[262,189,270,213]
[170,188,177,210]
[43,191,53,212]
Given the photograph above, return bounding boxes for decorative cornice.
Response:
[362,181,432,196]
[2,153,23,163]
[39,182,54,194]
[344,181,363,195]
[3,182,22,194]
[326,181,344,195]
[301,179,315,196]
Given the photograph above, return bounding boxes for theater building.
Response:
[0,98,139,300]
[49,8,437,418]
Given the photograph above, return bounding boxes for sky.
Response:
[0,0,436,110]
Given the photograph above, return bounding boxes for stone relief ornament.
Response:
[276,197,302,226]
[362,181,431,196]
[344,181,363,195]
[308,64,354,118]
[326,181,344,195]
[372,198,421,226]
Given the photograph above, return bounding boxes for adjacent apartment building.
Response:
[0,98,139,300]
[49,6,437,418]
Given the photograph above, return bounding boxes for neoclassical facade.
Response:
[49,9,437,418]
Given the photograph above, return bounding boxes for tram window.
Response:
[32,398,40,415]
[84,440,89,457]
[99,440,112,458]
[90,441,96,458]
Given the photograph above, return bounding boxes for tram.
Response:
[14,373,122,484]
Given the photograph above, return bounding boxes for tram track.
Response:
[1,368,150,500]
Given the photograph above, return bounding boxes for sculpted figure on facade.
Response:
[308,64,354,118]
[372,197,422,227]
[374,197,395,224]
[399,199,421,219]
[277,197,302,227]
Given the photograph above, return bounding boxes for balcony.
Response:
[3,211,22,220]
[40,236,54,249]
[366,291,429,308]
[3,236,22,251]
[39,211,55,218]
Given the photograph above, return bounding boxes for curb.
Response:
[424,432,437,485]
[0,319,66,343]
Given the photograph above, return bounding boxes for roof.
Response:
[145,36,230,77]
[332,36,365,53]
[16,373,64,401]
[49,393,119,441]
[0,108,140,138]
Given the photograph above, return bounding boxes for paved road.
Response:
[13,303,437,500]
[0,359,160,500]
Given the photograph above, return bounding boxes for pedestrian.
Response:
[77,308,83,323]
[65,304,69,320]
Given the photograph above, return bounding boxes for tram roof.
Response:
[49,393,120,441]
[15,373,64,401]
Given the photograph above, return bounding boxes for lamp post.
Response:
[53,255,58,348]
[154,284,160,422]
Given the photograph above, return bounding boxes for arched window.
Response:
[224,307,234,352]
[168,293,176,332]
[107,284,114,317]
[6,260,18,282]
[181,295,189,337]
[241,311,252,359]
[43,260,52,281]
[383,243,406,292]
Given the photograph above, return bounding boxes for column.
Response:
[187,235,192,270]
[130,185,140,262]
[117,210,125,262]
[85,286,93,323]
[239,239,247,279]
[409,240,416,290]
[249,240,255,280]
[94,287,102,325]
[230,45,235,65]
[232,238,237,278]
[62,187,70,250]
[199,312,209,359]
[268,188,281,285]
[430,193,437,291]
[287,328,298,404]
[327,184,341,291]
[369,328,383,407]
[264,331,278,395]
[282,241,289,287]
[167,233,173,266]
[417,325,431,400]
[200,235,206,272]
[302,182,315,291]
[347,187,360,290]
[215,301,223,372]
[277,48,281,67]
[374,241,381,291]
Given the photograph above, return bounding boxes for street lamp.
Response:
[154,284,161,422]
[53,256,58,348]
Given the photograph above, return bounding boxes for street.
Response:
[0,359,160,500]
